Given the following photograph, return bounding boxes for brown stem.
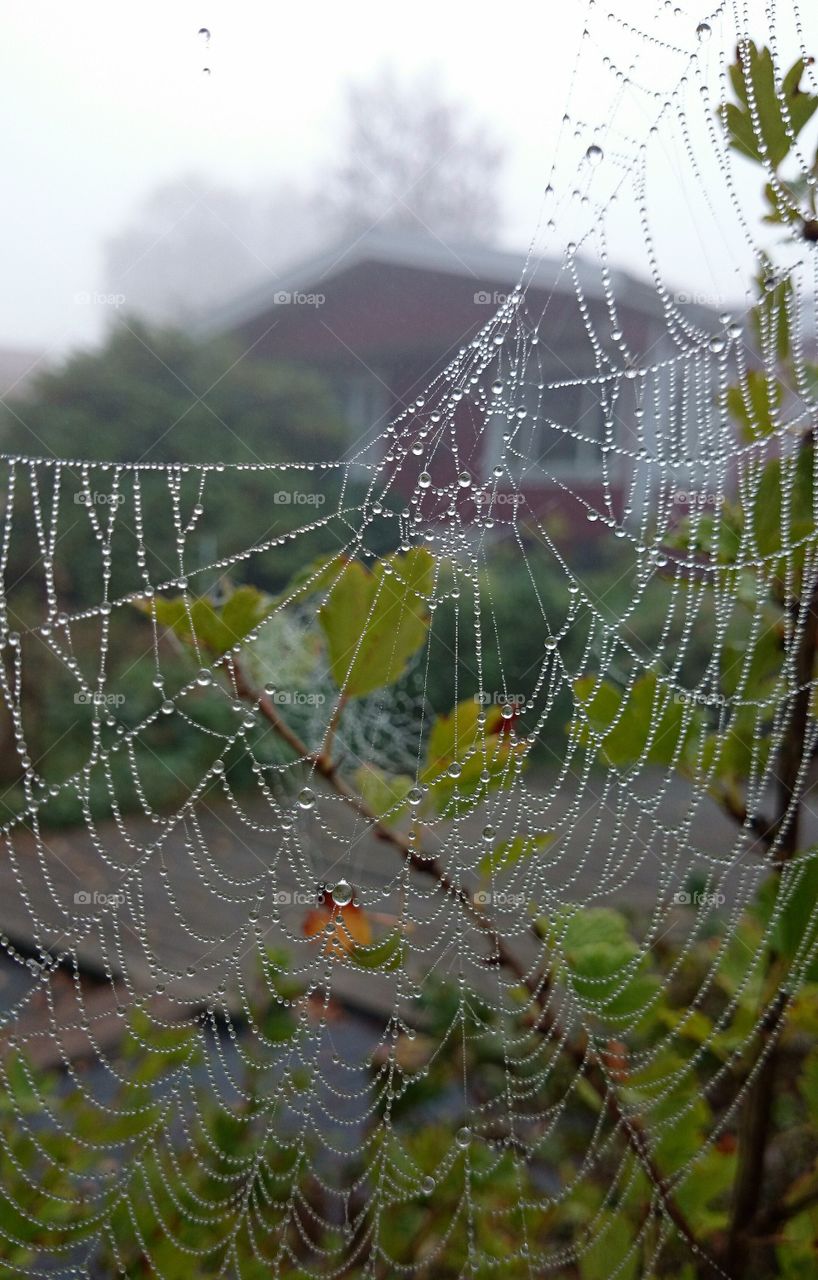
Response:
[725,568,818,1274]
[228,656,728,1276]
[754,1175,818,1235]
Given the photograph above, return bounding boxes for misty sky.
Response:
[1,0,815,359]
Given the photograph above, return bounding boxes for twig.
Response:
[228,656,729,1277]
[725,566,818,1274]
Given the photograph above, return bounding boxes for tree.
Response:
[102,176,325,325]
[326,67,505,244]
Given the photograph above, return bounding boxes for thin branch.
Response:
[726,563,818,1273]
[229,655,730,1278]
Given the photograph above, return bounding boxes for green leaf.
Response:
[420,697,524,817]
[572,672,698,770]
[720,614,783,699]
[318,548,434,696]
[578,1210,639,1280]
[722,43,818,169]
[779,851,818,963]
[798,1048,818,1122]
[424,698,503,774]
[726,368,783,442]
[220,584,272,644]
[272,550,346,607]
[544,907,660,1025]
[354,763,413,821]
[141,585,272,657]
[479,832,554,878]
[349,928,406,972]
[752,268,793,363]
[750,449,815,582]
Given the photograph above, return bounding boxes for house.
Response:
[204,230,722,537]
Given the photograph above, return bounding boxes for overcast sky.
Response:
[1,0,815,359]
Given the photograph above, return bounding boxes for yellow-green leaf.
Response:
[319,549,434,696]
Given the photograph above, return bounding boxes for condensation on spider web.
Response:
[1,1,818,1276]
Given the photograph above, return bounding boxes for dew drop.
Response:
[161,699,174,716]
[586,143,604,166]
[298,787,315,810]
[481,825,496,843]
[421,1176,436,1195]
[458,471,472,489]
[447,762,462,779]
[456,1126,471,1148]
[196,667,212,687]
[501,703,515,720]
[198,26,211,44]
[696,21,711,42]
[407,787,423,806]
[418,472,432,489]
[331,879,353,907]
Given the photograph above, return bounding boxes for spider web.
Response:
[1,2,818,1276]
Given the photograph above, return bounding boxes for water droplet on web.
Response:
[458,471,472,489]
[196,667,212,687]
[418,472,432,489]
[331,879,353,907]
[586,144,604,166]
[447,762,462,779]
[421,1176,436,1195]
[491,380,503,396]
[298,787,315,810]
[501,704,515,720]
[481,825,496,843]
[696,21,711,42]
[161,699,174,715]
[202,67,211,76]
[708,335,725,354]
[456,1126,471,1148]
[407,787,423,806]
[198,27,211,44]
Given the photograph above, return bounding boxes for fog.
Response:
[0,0,814,359]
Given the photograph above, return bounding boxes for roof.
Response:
[201,228,690,338]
